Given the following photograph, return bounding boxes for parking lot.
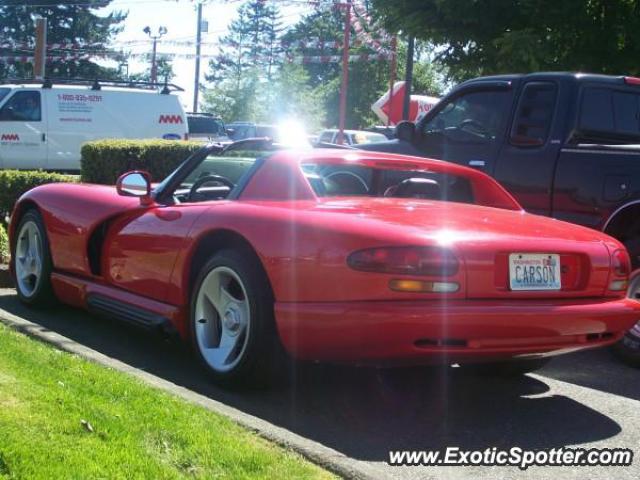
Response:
[1,287,638,480]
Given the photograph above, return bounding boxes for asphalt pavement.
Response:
[0,288,638,480]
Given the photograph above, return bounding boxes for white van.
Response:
[0,79,188,171]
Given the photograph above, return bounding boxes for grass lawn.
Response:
[0,323,334,479]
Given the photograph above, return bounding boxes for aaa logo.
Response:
[158,115,183,124]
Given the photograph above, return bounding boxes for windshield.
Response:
[0,88,11,104]
[301,162,475,204]
[351,132,388,144]
[227,124,253,140]
[188,116,226,135]
[180,152,258,189]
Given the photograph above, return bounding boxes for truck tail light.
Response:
[609,249,631,291]
[347,246,459,277]
[624,76,640,86]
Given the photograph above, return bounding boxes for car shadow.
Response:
[536,347,640,402]
[0,292,628,462]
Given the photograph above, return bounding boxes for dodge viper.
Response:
[9,142,640,385]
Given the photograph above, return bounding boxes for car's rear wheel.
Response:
[612,271,640,368]
[13,209,56,306]
[463,357,551,376]
[190,248,281,387]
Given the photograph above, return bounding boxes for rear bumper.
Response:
[274,298,640,365]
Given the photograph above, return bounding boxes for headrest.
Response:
[385,177,441,199]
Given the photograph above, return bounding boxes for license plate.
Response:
[509,253,561,291]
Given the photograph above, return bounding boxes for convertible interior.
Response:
[303,164,475,204]
[167,150,475,206]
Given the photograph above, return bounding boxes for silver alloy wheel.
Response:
[15,220,43,298]
[194,266,251,373]
[627,274,640,338]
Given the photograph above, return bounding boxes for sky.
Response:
[100,0,312,109]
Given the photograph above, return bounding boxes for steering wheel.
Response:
[188,174,235,201]
[458,118,488,136]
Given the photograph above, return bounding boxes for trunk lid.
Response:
[314,197,612,298]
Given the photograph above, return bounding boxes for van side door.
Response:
[414,82,514,172]
[492,80,564,216]
[0,90,47,169]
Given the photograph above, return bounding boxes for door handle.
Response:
[468,160,485,168]
[41,133,46,142]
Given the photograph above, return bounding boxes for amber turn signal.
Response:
[389,279,460,293]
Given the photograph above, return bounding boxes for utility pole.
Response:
[193,2,203,112]
[143,25,167,84]
[402,35,415,121]
[336,0,351,145]
[33,18,47,80]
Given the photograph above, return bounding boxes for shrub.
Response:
[0,223,8,263]
[81,139,202,185]
[0,170,76,220]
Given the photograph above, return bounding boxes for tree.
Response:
[371,0,640,81]
[282,6,446,128]
[128,56,175,83]
[202,69,261,122]
[266,63,326,131]
[204,0,283,120]
[0,0,126,81]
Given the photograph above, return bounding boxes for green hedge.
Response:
[0,223,8,263]
[81,139,202,185]
[0,170,76,221]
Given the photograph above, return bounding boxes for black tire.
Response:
[612,331,640,368]
[611,251,640,368]
[189,248,284,387]
[623,237,640,270]
[612,269,640,368]
[12,209,57,306]
[463,357,551,376]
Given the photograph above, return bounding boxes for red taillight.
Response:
[624,76,640,86]
[612,249,631,277]
[609,249,631,292]
[347,246,459,276]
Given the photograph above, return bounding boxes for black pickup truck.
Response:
[359,72,640,365]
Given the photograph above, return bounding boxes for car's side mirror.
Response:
[395,121,416,143]
[116,171,153,205]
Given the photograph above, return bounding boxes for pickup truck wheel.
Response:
[463,358,551,376]
[612,271,640,368]
[189,248,283,387]
[13,209,56,306]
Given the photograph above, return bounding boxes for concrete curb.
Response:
[0,299,380,480]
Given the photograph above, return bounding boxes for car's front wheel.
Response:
[190,248,281,387]
[612,271,640,368]
[13,209,56,306]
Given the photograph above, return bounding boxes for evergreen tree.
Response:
[204,0,283,121]
[129,56,175,83]
[0,0,126,81]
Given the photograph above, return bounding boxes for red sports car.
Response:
[9,143,640,385]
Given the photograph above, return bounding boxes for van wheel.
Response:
[189,249,282,387]
[13,209,56,306]
[612,271,640,368]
